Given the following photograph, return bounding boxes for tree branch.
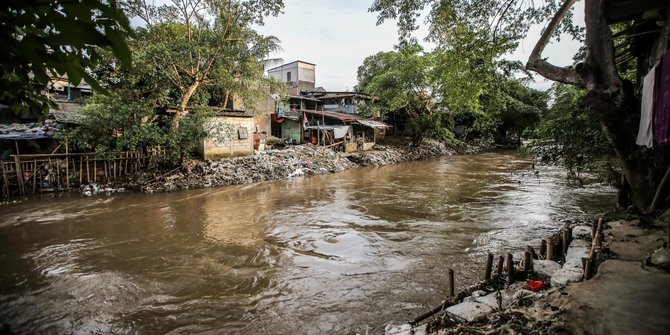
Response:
[584,0,621,91]
[526,0,585,87]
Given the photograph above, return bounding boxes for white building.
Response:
[267,60,316,92]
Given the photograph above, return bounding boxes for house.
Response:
[302,110,390,151]
[267,60,316,92]
[305,91,378,115]
[200,108,256,159]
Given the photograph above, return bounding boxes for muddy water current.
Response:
[0,152,615,334]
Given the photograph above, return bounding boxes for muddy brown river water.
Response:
[0,152,615,334]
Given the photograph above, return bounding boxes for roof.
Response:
[317,93,376,101]
[302,109,391,128]
[288,95,321,102]
[211,108,254,118]
[266,60,316,72]
[604,0,670,24]
[0,123,55,140]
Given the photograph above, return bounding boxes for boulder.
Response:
[572,225,592,240]
[533,260,561,278]
[551,267,583,287]
[446,301,494,323]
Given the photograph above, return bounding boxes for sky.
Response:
[255,0,585,92]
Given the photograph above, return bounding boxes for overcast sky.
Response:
[255,0,584,92]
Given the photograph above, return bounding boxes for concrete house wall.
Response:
[201,116,255,159]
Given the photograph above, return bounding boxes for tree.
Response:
[0,0,133,115]
[370,0,670,212]
[356,43,449,144]
[122,0,283,127]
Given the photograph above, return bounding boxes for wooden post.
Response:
[540,239,547,259]
[94,158,97,183]
[527,245,538,260]
[448,269,455,298]
[32,160,37,193]
[584,257,592,280]
[113,158,117,180]
[1,162,9,198]
[78,157,83,185]
[56,159,61,190]
[14,155,24,195]
[124,151,128,175]
[484,253,494,280]
[562,228,570,256]
[104,161,108,180]
[524,251,532,272]
[546,237,554,261]
[497,255,504,275]
[86,156,90,183]
[65,142,70,190]
[506,253,514,284]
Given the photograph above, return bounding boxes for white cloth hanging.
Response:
[636,65,657,148]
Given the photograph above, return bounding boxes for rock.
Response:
[384,323,426,335]
[572,225,592,239]
[551,267,583,287]
[564,239,590,269]
[446,301,494,323]
[475,290,515,309]
[650,248,670,270]
[533,259,561,278]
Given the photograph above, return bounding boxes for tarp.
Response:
[333,125,350,139]
[356,119,391,129]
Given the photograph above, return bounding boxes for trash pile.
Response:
[136,139,452,193]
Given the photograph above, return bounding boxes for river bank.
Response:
[389,211,670,335]
[114,138,483,194]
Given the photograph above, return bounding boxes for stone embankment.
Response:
[386,212,670,335]
[132,139,458,193]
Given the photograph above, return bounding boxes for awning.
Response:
[356,120,391,129]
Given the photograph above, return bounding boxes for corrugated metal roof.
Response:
[302,110,390,128]
[356,120,391,129]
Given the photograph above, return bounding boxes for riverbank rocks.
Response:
[572,225,592,239]
[533,260,561,278]
[133,139,453,193]
[550,239,590,287]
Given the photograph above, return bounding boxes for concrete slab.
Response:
[572,225,592,240]
[475,291,514,310]
[551,267,583,287]
[446,301,493,323]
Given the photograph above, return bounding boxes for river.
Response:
[0,152,615,334]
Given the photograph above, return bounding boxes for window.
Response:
[287,71,291,82]
[238,127,248,139]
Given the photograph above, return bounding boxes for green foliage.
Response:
[64,93,207,165]
[529,84,611,174]
[0,0,133,115]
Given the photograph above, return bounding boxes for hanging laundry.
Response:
[637,64,657,148]
[654,49,670,144]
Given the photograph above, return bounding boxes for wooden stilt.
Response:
[448,269,455,298]
[86,156,90,183]
[32,160,37,193]
[562,228,570,256]
[125,152,128,175]
[14,155,24,195]
[104,161,108,180]
[506,253,514,284]
[1,162,9,198]
[56,159,61,190]
[65,142,70,190]
[540,239,547,259]
[546,237,554,261]
[94,158,97,183]
[497,255,504,275]
[523,251,532,272]
[113,159,116,180]
[78,157,83,185]
[484,253,494,280]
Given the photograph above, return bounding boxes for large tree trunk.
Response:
[173,80,200,128]
[527,0,670,212]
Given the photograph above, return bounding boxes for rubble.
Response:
[133,139,454,193]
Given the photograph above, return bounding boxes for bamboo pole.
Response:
[484,253,494,280]
[14,155,24,195]
[86,156,90,183]
[1,162,9,198]
[79,157,83,185]
[94,158,97,183]
[124,151,128,175]
[540,239,547,259]
[104,161,108,180]
[113,158,117,180]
